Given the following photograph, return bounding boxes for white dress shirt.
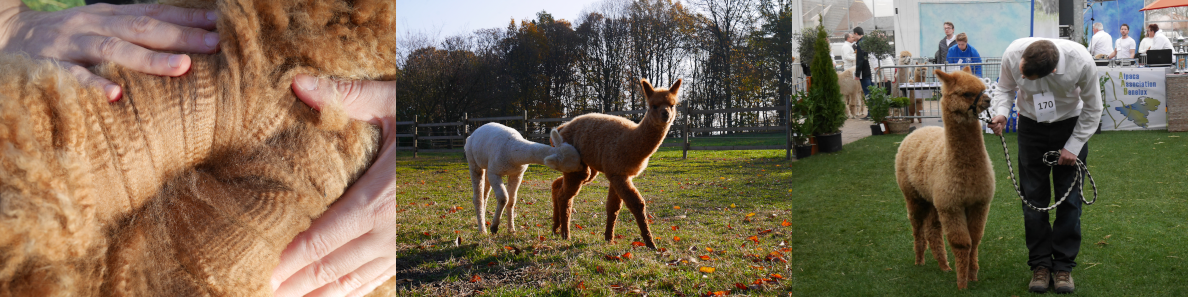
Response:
[991,38,1103,155]
[1149,32,1174,51]
[1114,36,1136,58]
[842,41,856,70]
[1089,30,1113,57]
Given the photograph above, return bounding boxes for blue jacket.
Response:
[945,44,983,77]
[946,44,982,77]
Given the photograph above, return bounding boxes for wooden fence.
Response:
[393,103,796,160]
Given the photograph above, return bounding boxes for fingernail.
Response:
[168,55,182,68]
[205,32,219,48]
[296,75,318,91]
[105,85,122,102]
[206,11,217,22]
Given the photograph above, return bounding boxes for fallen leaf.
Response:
[605,255,622,261]
[769,273,784,280]
[781,220,792,227]
[576,281,585,290]
[746,212,756,218]
[622,252,634,260]
[699,255,711,261]
[674,206,682,210]
[672,225,680,231]
[469,275,481,283]
[576,224,584,230]
[734,283,748,290]
[422,232,430,236]
[730,203,736,208]
[747,235,760,243]
[673,236,681,242]
[538,235,546,241]
[699,266,716,273]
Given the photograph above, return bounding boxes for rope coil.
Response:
[983,111,1098,212]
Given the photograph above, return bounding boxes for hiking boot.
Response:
[1029,266,1051,293]
[1054,270,1075,293]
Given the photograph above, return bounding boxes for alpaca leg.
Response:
[607,175,656,249]
[504,172,524,234]
[965,202,991,282]
[551,177,564,234]
[903,196,932,266]
[470,167,488,234]
[938,210,973,289]
[552,169,589,239]
[925,208,951,271]
[486,172,508,234]
[603,186,623,243]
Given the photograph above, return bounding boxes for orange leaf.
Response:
[770,273,785,280]
[699,255,711,261]
[734,283,748,290]
[746,212,756,217]
[469,275,481,283]
[706,247,715,253]
[538,235,546,241]
[673,236,681,242]
[615,234,625,239]
[456,206,464,210]
[712,291,728,296]
[576,224,584,230]
[699,266,716,273]
[605,255,622,261]
[622,252,633,260]
[576,281,585,290]
[503,246,514,251]
[747,235,759,243]
[631,241,646,247]
[672,225,680,231]
[759,229,773,235]
[422,232,430,236]
[673,206,681,209]
[487,262,496,266]
[781,220,791,227]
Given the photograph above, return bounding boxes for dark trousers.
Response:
[1017,116,1088,272]
[860,76,872,116]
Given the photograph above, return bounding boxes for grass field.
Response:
[391,130,1186,296]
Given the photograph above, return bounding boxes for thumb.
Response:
[292,74,397,126]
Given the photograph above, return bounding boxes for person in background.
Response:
[935,21,956,64]
[842,33,856,72]
[1108,23,1135,59]
[1087,22,1113,59]
[1146,23,1174,52]
[946,33,982,77]
[853,27,872,120]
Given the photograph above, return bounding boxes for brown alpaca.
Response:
[894,66,994,289]
[550,79,681,249]
[837,68,865,118]
[0,0,398,295]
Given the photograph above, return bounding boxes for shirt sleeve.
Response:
[1064,63,1103,154]
[991,57,1018,118]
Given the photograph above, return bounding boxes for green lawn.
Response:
[391,130,1187,296]
[21,0,85,11]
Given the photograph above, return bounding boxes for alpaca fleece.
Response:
[894,67,994,290]
[837,68,864,118]
[0,0,398,295]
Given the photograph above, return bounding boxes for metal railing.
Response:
[871,60,1003,121]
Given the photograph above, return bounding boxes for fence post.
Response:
[462,113,469,159]
[412,115,418,158]
[784,94,791,160]
[683,107,690,159]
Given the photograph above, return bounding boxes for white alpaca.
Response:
[465,123,583,234]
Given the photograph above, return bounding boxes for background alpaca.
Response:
[894,66,994,289]
[892,51,912,98]
[465,123,582,234]
[837,68,865,118]
[549,78,681,249]
[0,0,398,295]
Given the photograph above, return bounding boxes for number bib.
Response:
[1033,91,1057,122]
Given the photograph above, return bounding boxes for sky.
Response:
[396,0,895,39]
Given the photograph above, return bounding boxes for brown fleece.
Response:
[0,0,398,295]
[549,79,681,249]
[894,67,995,290]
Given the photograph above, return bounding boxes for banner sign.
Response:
[1097,68,1167,131]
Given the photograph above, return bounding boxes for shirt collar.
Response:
[1054,45,1067,75]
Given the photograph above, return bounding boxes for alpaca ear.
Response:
[933,69,951,83]
[962,66,972,73]
[641,78,655,98]
[669,79,682,94]
[550,129,564,147]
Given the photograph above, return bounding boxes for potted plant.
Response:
[789,90,815,159]
[795,25,824,77]
[806,19,848,153]
[866,85,891,135]
[886,96,913,134]
[860,30,896,89]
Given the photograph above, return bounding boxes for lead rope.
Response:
[982,111,1098,212]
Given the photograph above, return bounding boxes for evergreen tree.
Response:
[807,18,847,134]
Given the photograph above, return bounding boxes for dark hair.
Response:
[853,27,864,36]
[944,22,954,30]
[1021,40,1059,78]
[955,33,967,42]
[1120,23,1129,30]
[1148,23,1159,32]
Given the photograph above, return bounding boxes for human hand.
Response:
[269,74,397,297]
[1058,148,1078,166]
[0,3,220,102]
[989,115,1007,135]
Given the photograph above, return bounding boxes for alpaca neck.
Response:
[507,138,552,166]
[626,111,671,155]
[941,111,988,163]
